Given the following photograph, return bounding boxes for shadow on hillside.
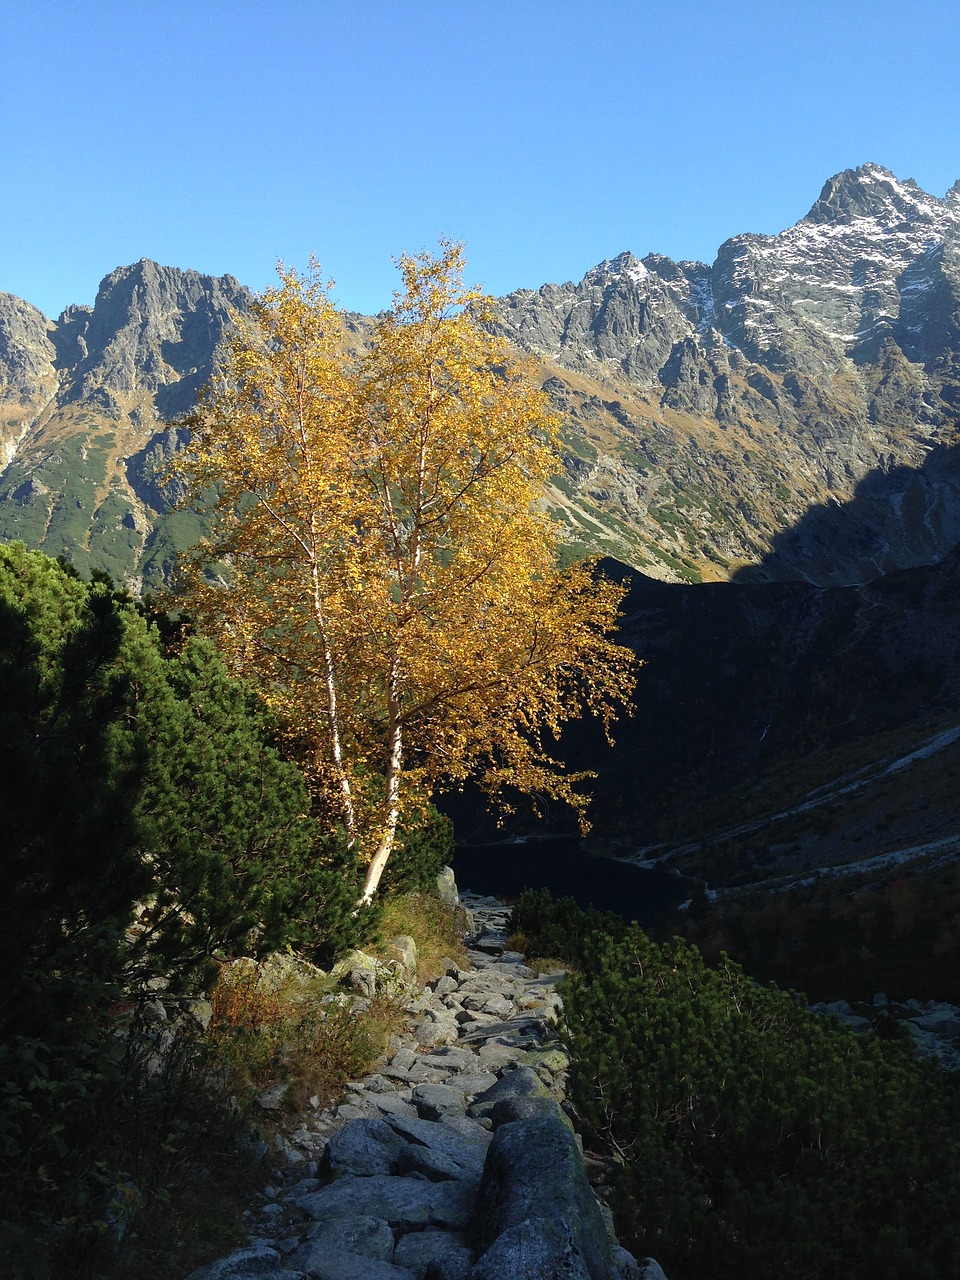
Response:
[731,442,960,586]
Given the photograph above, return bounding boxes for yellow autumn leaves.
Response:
[173,242,636,900]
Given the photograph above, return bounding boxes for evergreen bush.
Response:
[512,890,960,1280]
[0,544,382,1274]
[378,805,455,895]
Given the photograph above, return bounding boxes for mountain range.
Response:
[2,162,960,591]
[4,163,960,910]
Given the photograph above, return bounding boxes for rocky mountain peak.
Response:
[63,259,251,415]
[802,162,943,226]
[581,250,648,287]
[88,258,245,321]
[3,164,960,593]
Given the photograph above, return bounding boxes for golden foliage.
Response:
[173,242,636,899]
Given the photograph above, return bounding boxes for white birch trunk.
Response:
[310,550,356,847]
[359,656,404,903]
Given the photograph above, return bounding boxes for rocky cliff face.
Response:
[56,259,249,416]
[492,164,960,584]
[2,164,960,588]
[0,295,59,466]
[0,260,250,586]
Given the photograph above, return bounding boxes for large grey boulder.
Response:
[419,1046,478,1073]
[412,1083,468,1121]
[461,993,514,1019]
[290,1216,396,1275]
[470,1114,619,1280]
[385,1113,489,1179]
[333,950,408,998]
[466,1066,550,1126]
[468,1217,592,1280]
[637,1261,669,1280]
[413,1012,461,1048]
[300,1214,395,1259]
[452,1071,498,1097]
[436,866,460,908]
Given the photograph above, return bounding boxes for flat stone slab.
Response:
[187,1246,301,1279]
[475,1042,526,1069]
[413,1083,468,1120]
[322,1118,402,1176]
[296,1174,476,1231]
[333,1102,378,1123]
[394,1140,481,1184]
[302,1213,394,1251]
[418,1046,480,1073]
[363,1090,419,1119]
[459,1017,545,1044]
[381,1063,452,1085]
[469,1217,593,1280]
[442,1113,495,1141]
[292,1254,416,1280]
[455,1071,499,1096]
[295,1215,395,1264]
[385,1113,489,1176]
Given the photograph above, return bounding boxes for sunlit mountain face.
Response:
[2,165,960,591]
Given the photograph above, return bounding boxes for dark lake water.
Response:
[450,838,689,927]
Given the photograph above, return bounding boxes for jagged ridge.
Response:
[0,260,250,586]
[492,163,960,585]
[2,164,960,589]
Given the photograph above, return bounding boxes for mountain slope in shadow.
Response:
[731,439,960,586]
[558,451,960,887]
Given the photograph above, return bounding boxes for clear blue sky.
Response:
[2,0,959,320]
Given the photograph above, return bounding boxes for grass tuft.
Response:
[374,891,470,981]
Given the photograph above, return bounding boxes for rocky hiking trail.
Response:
[188,894,664,1280]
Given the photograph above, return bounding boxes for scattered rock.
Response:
[809,994,960,1067]
[188,893,656,1280]
[256,1084,289,1112]
[321,1118,403,1176]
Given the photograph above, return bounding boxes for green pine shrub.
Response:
[509,886,627,961]
[378,805,455,895]
[512,890,960,1280]
[0,544,384,1275]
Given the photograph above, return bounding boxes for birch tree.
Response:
[174,243,635,902]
